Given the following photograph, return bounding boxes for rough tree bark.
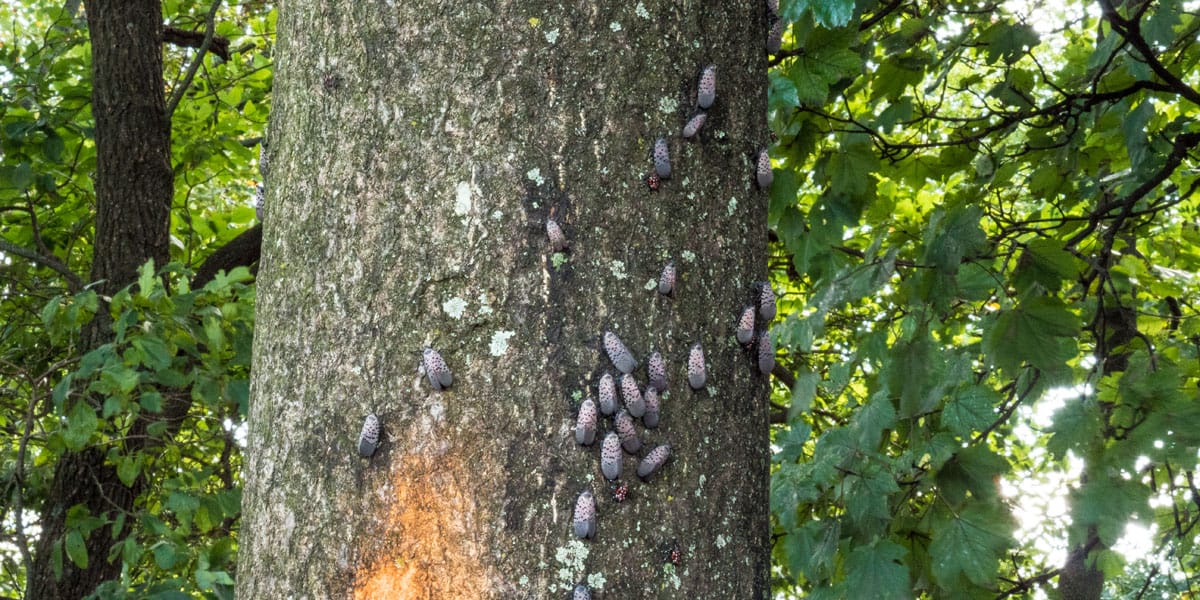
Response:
[240,1,771,597]
[26,1,173,598]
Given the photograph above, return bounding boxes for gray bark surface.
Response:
[241,1,770,597]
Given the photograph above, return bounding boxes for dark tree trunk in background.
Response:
[239,0,772,597]
[26,0,172,597]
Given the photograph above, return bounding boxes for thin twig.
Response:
[0,236,83,292]
[165,0,223,119]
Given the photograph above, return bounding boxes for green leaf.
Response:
[929,502,1013,587]
[942,385,998,437]
[983,296,1079,374]
[844,539,910,599]
[63,400,99,451]
[936,445,1008,504]
[1073,477,1153,546]
[117,455,142,487]
[65,530,88,569]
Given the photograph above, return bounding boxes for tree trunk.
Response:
[240,1,771,597]
[26,1,172,597]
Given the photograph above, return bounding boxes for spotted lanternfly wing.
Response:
[598,372,618,415]
[575,399,597,446]
[645,171,660,191]
[736,305,756,346]
[658,261,676,296]
[643,387,660,429]
[687,342,707,390]
[573,584,592,600]
[603,331,637,374]
[637,444,672,479]
[697,64,716,109]
[357,414,381,458]
[259,142,270,177]
[757,330,776,375]
[756,148,773,190]
[757,281,777,321]
[653,138,671,179]
[766,0,779,17]
[682,112,707,138]
[767,17,783,54]
[547,218,568,252]
[614,409,642,454]
[253,184,265,221]
[601,433,622,480]
[620,374,645,418]
[648,351,667,392]
[422,347,453,390]
[572,490,596,539]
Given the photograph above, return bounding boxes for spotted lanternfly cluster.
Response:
[615,409,642,453]
[687,342,707,390]
[598,372,618,415]
[612,481,629,502]
[357,413,381,458]
[637,444,672,479]
[736,305,756,346]
[601,433,622,480]
[547,218,568,252]
[576,399,597,446]
[757,329,776,375]
[653,137,671,179]
[254,184,265,221]
[573,490,596,539]
[658,260,676,296]
[648,351,667,392]
[683,112,707,139]
[697,65,717,109]
[422,347,453,391]
[756,148,773,190]
[603,331,637,374]
[620,373,646,418]
[573,584,592,600]
[643,387,660,429]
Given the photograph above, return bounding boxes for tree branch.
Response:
[1099,0,1200,106]
[165,0,223,119]
[163,25,230,61]
[0,236,84,292]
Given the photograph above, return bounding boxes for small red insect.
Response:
[645,172,660,191]
[613,482,629,503]
[670,544,681,565]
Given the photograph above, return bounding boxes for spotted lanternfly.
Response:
[757,281,777,321]
[682,112,707,138]
[601,433,622,480]
[573,490,596,539]
[766,0,779,17]
[573,584,592,600]
[736,305,756,346]
[756,148,773,190]
[645,171,661,191]
[612,481,629,503]
[637,444,672,479]
[615,409,642,454]
[547,218,568,252]
[653,137,671,179]
[357,414,381,458]
[687,342,706,390]
[620,373,646,418]
[422,347,453,390]
[648,351,667,392]
[598,372,618,416]
[254,184,265,221]
[697,64,717,109]
[658,260,676,296]
[757,330,776,375]
[669,542,682,565]
[767,17,783,54]
[643,387,660,429]
[603,331,637,374]
[575,399,598,446]
[258,142,270,177]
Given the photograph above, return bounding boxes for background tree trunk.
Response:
[240,1,771,597]
[26,1,172,597]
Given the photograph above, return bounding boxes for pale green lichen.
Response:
[680,250,696,263]
[442,297,468,319]
[571,390,583,401]
[477,293,493,315]
[586,572,607,589]
[609,21,621,31]
[663,563,682,589]
[526,167,545,185]
[490,330,515,356]
[454,181,472,215]
[555,540,590,590]
[695,473,706,497]
[727,197,738,216]
[635,2,650,18]
[643,278,657,291]
[716,533,728,548]
[551,252,567,269]
[545,28,560,43]
[609,260,627,279]
[658,96,679,114]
